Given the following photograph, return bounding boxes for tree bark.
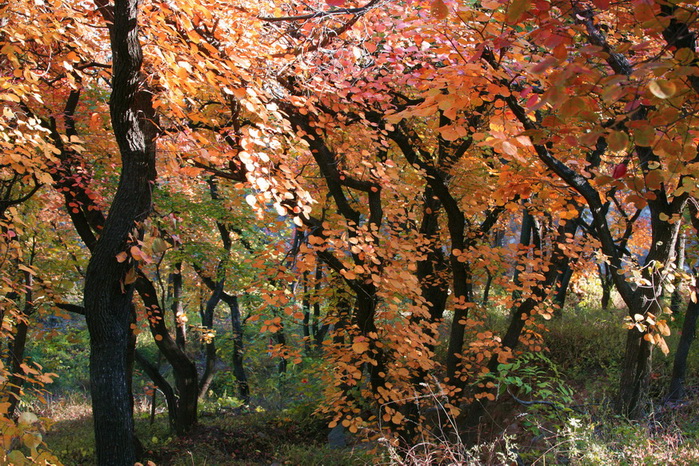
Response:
[198,281,223,398]
[83,0,157,461]
[224,294,250,404]
[7,269,34,418]
[135,275,198,435]
[134,350,177,429]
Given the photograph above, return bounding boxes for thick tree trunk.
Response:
[615,206,682,417]
[598,263,614,310]
[670,234,686,314]
[617,327,653,417]
[403,188,449,440]
[84,1,157,461]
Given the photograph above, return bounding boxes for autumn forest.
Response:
[1,0,699,464]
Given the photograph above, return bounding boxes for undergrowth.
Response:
[30,305,699,465]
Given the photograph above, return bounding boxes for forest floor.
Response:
[38,389,699,465]
[30,305,699,464]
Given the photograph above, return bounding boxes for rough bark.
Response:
[83,0,157,461]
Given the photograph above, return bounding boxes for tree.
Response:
[83,0,157,462]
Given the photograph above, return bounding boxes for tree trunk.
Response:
[135,276,198,435]
[312,265,329,351]
[7,269,34,418]
[670,233,686,314]
[224,294,250,404]
[598,263,613,310]
[84,0,157,462]
[301,271,312,354]
[198,281,223,398]
[617,327,653,417]
[615,206,682,417]
[135,350,178,429]
[460,215,578,434]
[170,261,186,350]
[552,264,573,312]
[667,297,698,401]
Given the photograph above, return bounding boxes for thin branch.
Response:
[259,0,381,22]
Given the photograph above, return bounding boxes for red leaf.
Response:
[326,0,345,6]
[612,163,627,179]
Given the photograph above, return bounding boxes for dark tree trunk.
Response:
[598,263,614,310]
[135,350,178,429]
[198,281,223,398]
[617,327,654,416]
[482,270,493,305]
[333,294,352,345]
[403,187,449,440]
[301,271,312,354]
[552,264,573,312]
[670,233,686,314]
[135,276,198,435]
[224,294,249,404]
[615,206,683,417]
[668,298,699,401]
[312,265,329,351]
[84,0,157,462]
[7,269,34,418]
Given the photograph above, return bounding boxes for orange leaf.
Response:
[431,0,449,19]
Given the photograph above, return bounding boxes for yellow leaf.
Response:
[17,412,38,425]
[151,237,168,254]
